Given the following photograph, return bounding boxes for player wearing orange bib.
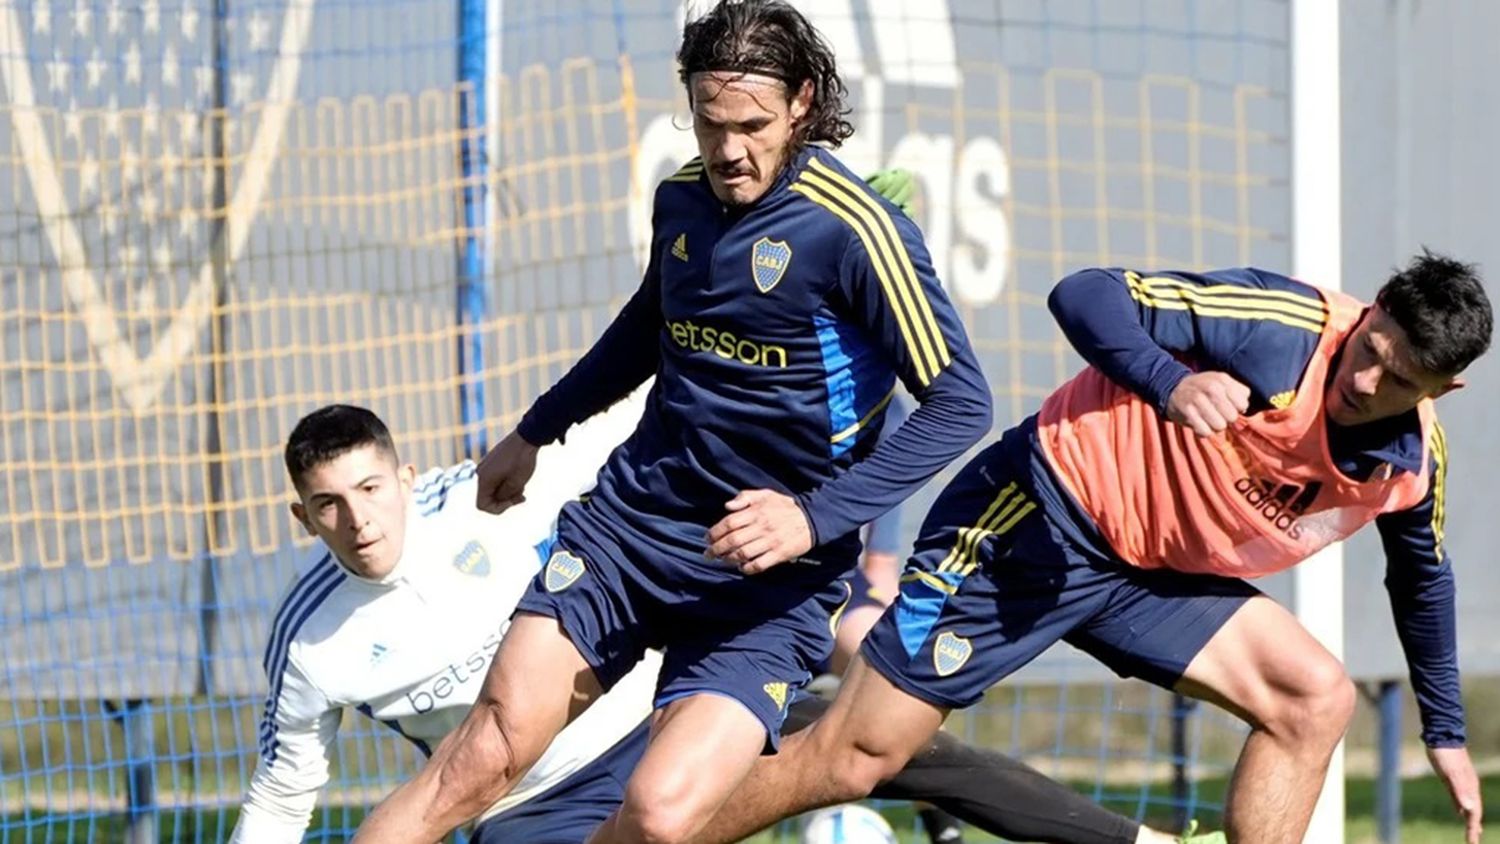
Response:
[680,252,1492,844]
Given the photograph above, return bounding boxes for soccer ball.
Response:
[799,803,898,844]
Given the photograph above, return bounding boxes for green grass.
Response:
[5,773,1494,842]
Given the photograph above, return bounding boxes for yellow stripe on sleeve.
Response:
[791,181,937,384]
[1431,420,1448,557]
[808,159,952,373]
[1123,271,1328,334]
[829,386,897,446]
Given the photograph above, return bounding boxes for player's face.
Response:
[290,444,416,579]
[689,71,811,206]
[1325,305,1459,426]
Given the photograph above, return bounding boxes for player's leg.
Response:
[1065,571,1342,844]
[786,695,1142,844]
[830,563,896,675]
[586,692,776,843]
[356,510,651,843]
[666,654,951,844]
[471,720,650,844]
[1174,596,1355,843]
[789,692,1199,844]
[355,612,602,842]
[587,580,851,844]
[847,528,962,844]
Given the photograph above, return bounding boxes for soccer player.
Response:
[352,1,995,840]
[233,404,1209,844]
[680,252,1492,844]
[227,402,651,843]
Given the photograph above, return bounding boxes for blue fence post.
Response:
[1171,693,1195,833]
[451,3,488,837]
[1377,679,1402,844]
[104,699,158,844]
[457,0,491,458]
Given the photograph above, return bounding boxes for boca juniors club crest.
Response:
[544,550,587,592]
[933,630,973,677]
[0,1,316,411]
[751,237,792,293]
[451,540,491,577]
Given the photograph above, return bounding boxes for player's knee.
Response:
[1265,660,1356,746]
[623,809,700,844]
[616,784,706,844]
[441,701,537,801]
[826,741,908,802]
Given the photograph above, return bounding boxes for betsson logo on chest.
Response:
[404,618,509,714]
[666,318,788,368]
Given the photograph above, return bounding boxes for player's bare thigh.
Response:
[1173,595,1352,728]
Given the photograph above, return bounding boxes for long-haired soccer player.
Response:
[351,1,998,839]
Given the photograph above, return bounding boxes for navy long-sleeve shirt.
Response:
[1047,266,1465,748]
[518,148,991,571]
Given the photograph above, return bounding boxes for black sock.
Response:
[918,806,965,844]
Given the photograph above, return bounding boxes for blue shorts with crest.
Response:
[862,418,1259,708]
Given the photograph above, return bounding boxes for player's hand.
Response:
[1428,745,1484,843]
[474,430,539,515]
[865,168,915,215]
[705,489,814,575]
[1164,371,1250,437]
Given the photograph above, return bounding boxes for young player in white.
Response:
[230,400,657,843]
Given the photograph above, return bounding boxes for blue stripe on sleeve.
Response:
[257,556,346,762]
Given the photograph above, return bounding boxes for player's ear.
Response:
[1432,376,1466,399]
[789,79,813,123]
[398,463,417,489]
[289,501,314,536]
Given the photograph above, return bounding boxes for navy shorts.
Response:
[516,500,843,749]
[471,720,649,844]
[862,435,1260,709]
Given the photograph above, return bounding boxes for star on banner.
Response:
[70,0,91,36]
[46,50,70,93]
[63,103,84,144]
[181,4,199,39]
[248,10,270,50]
[124,41,142,86]
[162,44,179,88]
[31,0,50,33]
[85,47,107,89]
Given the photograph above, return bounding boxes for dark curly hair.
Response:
[1376,249,1492,376]
[677,0,854,150]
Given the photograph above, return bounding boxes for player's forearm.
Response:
[352,768,471,844]
[797,357,991,545]
[519,286,660,446]
[1386,557,1467,747]
[1047,268,1191,413]
[1378,504,1468,747]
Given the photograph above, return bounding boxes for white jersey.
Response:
[232,395,656,843]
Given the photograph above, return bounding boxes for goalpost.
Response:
[1290,0,1345,841]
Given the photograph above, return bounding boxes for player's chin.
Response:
[711,175,762,205]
